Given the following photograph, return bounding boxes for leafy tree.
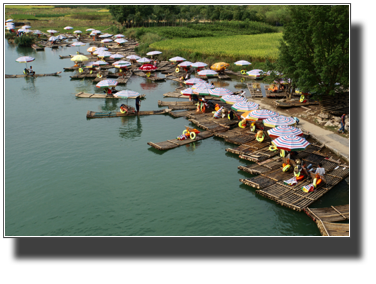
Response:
[277,5,349,98]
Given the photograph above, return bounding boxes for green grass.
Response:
[150,33,283,62]
[9,14,38,20]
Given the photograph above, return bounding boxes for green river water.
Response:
[4,41,349,236]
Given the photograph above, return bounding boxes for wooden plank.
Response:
[240,176,276,189]
[237,164,270,175]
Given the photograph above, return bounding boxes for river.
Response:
[4,41,349,236]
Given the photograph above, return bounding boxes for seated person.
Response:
[119,104,128,114]
[315,162,325,179]
[111,87,118,94]
[28,66,35,76]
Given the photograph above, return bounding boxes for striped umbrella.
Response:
[208,88,233,97]
[221,94,247,105]
[243,109,279,121]
[267,126,304,139]
[83,61,96,68]
[97,51,112,58]
[181,88,195,96]
[169,56,186,63]
[114,34,125,38]
[93,60,109,66]
[263,115,296,128]
[73,30,82,34]
[191,82,214,89]
[113,60,131,67]
[87,46,97,53]
[191,62,207,68]
[231,101,259,112]
[96,79,118,88]
[64,26,73,30]
[93,47,108,55]
[47,29,58,35]
[184,78,205,85]
[16,56,35,68]
[272,135,310,151]
[198,70,218,77]
[247,69,265,79]
[115,90,140,98]
[99,33,113,38]
[178,61,193,67]
[71,41,85,52]
[57,34,67,40]
[193,87,212,96]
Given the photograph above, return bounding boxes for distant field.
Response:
[150,33,283,61]
[5,5,54,9]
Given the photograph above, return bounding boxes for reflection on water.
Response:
[140,82,158,90]
[101,98,119,111]
[210,80,229,88]
[184,141,201,152]
[16,46,36,56]
[22,77,38,93]
[234,83,247,89]
[119,115,142,140]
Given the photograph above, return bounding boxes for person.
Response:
[29,66,35,76]
[104,87,113,97]
[111,86,118,94]
[338,113,346,133]
[315,163,325,179]
[301,162,310,177]
[184,72,191,80]
[291,116,299,125]
[120,104,128,114]
[135,95,141,115]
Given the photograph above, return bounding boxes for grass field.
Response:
[149,33,283,62]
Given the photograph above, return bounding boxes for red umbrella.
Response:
[139,64,157,71]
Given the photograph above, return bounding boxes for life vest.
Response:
[78,68,83,73]
[175,67,179,73]
[120,106,127,114]
[282,164,291,172]
[146,72,151,77]
[97,73,103,78]
[269,145,277,151]
[313,178,322,188]
[241,70,246,75]
[280,150,285,158]
[300,95,305,103]
[90,70,93,74]
[238,120,246,128]
[250,122,256,132]
[256,131,264,142]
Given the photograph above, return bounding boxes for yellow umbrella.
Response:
[70,55,89,62]
[211,62,229,72]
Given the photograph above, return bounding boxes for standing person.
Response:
[291,116,299,125]
[338,113,346,133]
[135,95,141,115]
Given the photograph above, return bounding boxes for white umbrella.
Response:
[64,26,73,30]
[73,30,82,34]
[93,47,108,55]
[93,60,109,66]
[234,60,252,66]
[246,69,265,79]
[191,62,207,68]
[137,57,151,63]
[197,70,218,76]
[33,30,42,35]
[110,54,124,59]
[49,36,58,42]
[114,34,125,38]
[101,39,113,43]
[47,29,58,34]
[146,50,162,56]
[22,25,31,29]
[115,38,127,44]
[178,61,193,67]
[113,60,131,66]
[126,55,141,60]
[86,28,95,31]
[71,41,85,52]
[115,90,140,98]
[99,33,112,38]
[169,56,186,62]
[97,51,112,58]
[57,34,67,40]
[6,19,13,22]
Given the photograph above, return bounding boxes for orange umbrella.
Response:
[211,62,229,72]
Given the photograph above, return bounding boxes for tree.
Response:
[277,5,349,98]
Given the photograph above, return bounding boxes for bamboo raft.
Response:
[75,92,146,99]
[187,113,239,132]
[32,44,44,51]
[86,108,170,119]
[5,71,62,78]
[304,205,349,236]
[264,85,287,98]
[148,130,214,150]
[64,65,113,71]
[217,74,231,80]
[247,83,264,98]
[158,100,197,110]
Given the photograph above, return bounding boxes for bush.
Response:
[14,34,35,47]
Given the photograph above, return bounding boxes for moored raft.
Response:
[158,100,197,110]
[86,108,170,119]
[275,99,319,108]
[76,92,146,99]
[147,131,214,151]
[5,71,62,78]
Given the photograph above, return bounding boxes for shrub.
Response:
[14,34,35,46]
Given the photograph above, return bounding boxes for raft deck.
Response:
[86,109,170,119]
[76,92,146,99]
[304,205,349,236]
[147,131,214,150]
[5,71,62,78]
[275,100,319,108]
[247,83,264,98]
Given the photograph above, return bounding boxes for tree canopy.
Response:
[276,5,349,97]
